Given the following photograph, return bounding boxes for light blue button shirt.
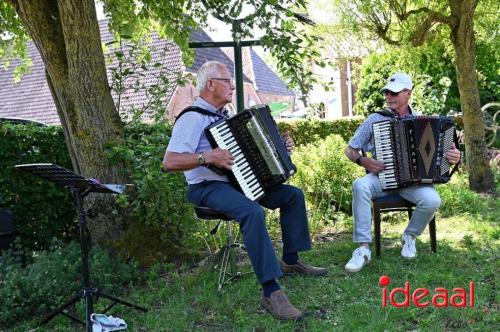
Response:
[166,98,230,184]
[348,108,417,156]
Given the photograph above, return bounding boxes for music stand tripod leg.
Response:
[41,191,146,330]
[14,164,147,330]
[77,193,95,332]
[40,192,95,331]
[96,290,148,313]
[40,290,84,325]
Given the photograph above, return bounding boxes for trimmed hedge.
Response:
[277,117,364,147]
[108,122,200,264]
[291,134,364,216]
[0,123,75,250]
[0,117,363,256]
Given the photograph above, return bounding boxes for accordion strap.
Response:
[375,107,414,118]
[448,129,461,178]
[174,106,227,176]
[449,163,459,178]
[174,106,224,124]
[374,109,398,118]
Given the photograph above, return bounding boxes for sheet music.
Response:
[15,163,127,194]
[101,184,125,194]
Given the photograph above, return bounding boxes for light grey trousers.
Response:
[352,173,441,243]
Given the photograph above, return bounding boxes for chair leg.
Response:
[217,241,231,294]
[216,220,241,295]
[373,207,381,258]
[429,217,437,253]
[226,220,238,277]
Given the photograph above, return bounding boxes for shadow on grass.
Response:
[108,236,498,331]
[12,220,498,332]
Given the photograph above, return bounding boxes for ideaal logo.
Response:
[379,275,475,308]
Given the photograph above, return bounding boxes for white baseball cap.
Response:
[381,72,413,93]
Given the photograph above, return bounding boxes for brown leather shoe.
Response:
[261,290,303,320]
[280,260,328,276]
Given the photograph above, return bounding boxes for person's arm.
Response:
[345,145,385,173]
[444,144,461,164]
[163,149,234,172]
[163,112,234,172]
[281,132,294,155]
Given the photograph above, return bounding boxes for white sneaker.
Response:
[401,233,417,259]
[345,247,371,273]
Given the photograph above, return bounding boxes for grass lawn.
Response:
[118,219,498,332]
[18,199,498,331]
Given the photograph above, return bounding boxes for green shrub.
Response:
[290,134,364,219]
[437,172,499,241]
[353,50,455,117]
[437,173,499,221]
[0,123,75,250]
[107,122,199,263]
[0,117,364,261]
[0,121,199,261]
[0,240,139,328]
[277,118,364,147]
[353,40,498,117]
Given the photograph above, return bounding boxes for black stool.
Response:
[372,194,436,258]
[194,206,246,294]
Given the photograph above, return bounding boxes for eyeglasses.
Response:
[383,89,408,96]
[210,78,235,86]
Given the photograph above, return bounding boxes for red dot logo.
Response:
[379,275,391,287]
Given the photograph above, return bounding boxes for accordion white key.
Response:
[205,105,296,200]
[372,116,459,191]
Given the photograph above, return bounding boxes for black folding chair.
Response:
[372,195,436,258]
[359,151,437,258]
[194,206,248,294]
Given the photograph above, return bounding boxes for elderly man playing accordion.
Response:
[164,61,327,320]
[344,73,461,273]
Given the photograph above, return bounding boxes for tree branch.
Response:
[404,6,455,46]
[404,7,453,25]
[271,3,316,26]
[363,2,456,46]
[408,17,435,46]
[364,8,400,45]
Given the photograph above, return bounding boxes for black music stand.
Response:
[15,163,147,332]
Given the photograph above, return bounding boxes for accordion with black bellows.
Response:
[205,105,296,201]
[372,116,459,191]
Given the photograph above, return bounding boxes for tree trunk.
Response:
[11,0,129,241]
[449,0,495,193]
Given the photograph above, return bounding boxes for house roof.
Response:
[222,47,294,97]
[187,30,251,84]
[0,19,184,125]
[0,20,291,125]
[249,48,294,96]
[101,21,185,123]
[0,41,60,125]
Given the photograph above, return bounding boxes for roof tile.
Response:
[0,20,291,125]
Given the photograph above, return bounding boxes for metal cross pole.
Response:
[189,21,260,114]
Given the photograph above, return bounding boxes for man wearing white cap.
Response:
[343,72,461,272]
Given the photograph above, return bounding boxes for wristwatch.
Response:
[355,156,364,165]
[196,153,206,166]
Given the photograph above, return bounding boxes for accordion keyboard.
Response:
[372,116,458,191]
[373,120,398,190]
[439,127,455,175]
[208,121,265,201]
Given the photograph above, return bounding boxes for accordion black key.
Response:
[205,105,296,201]
[372,116,459,191]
